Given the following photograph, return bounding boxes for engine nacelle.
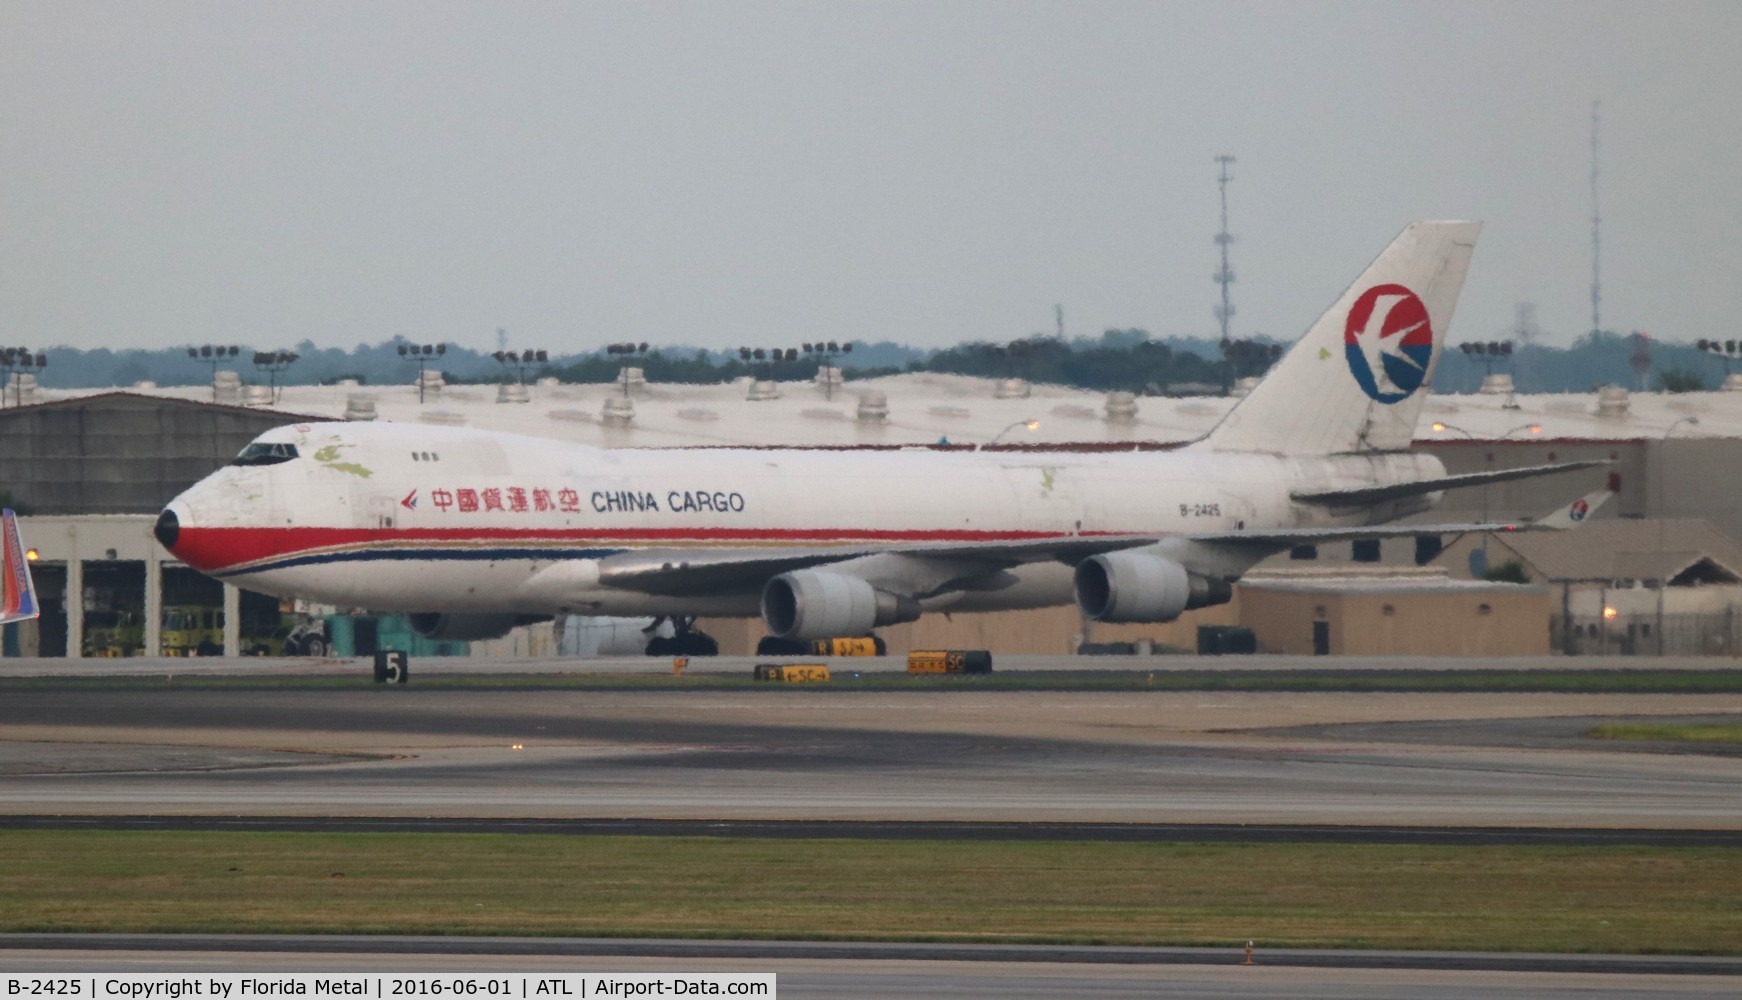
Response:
[1073,551,1232,623]
[761,570,921,641]
[407,612,547,642]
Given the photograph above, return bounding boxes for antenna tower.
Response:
[1590,101,1602,339]
[1213,155,1237,349]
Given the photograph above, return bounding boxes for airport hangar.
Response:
[3,368,1740,659]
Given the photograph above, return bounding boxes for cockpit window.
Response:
[230,442,300,467]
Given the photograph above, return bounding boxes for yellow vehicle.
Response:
[162,604,224,656]
[81,609,144,657]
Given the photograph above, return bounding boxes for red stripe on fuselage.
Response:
[169,524,1099,575]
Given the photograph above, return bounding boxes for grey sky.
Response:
[3,1,1738,355]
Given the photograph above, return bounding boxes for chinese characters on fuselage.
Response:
[422,487,747,515]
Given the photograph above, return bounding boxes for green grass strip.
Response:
[3,831,1739,954]
[1588,723,1742,744]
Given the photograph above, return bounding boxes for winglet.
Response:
[1535,490,1613,530]
[2,509,40,626]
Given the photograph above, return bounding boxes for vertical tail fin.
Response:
[2,509,40,626]
[1195,220,1481,455]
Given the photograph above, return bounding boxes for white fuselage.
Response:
[161,421,1444,617]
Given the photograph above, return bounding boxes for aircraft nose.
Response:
[153,507,180,551]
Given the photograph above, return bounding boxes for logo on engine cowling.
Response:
[1344,284,1433,404]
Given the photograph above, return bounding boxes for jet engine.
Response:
[407,613,550,642]
[1073,551,1232,623]
[761,570,921,641]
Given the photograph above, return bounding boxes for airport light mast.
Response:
[187,345,240,402]
[252,350,300,406]
[397,342,446,404]
[0,347,47,408]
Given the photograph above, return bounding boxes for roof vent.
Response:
[746,380,781,401]
[1104,391,1138,424]
[994,378,1031,399]
[616,367,646,391]
[856,391,889,423]
[131,379,156,391]
[814,366,844,390]
[213,370,242,405]
[1595,385,1630,418]
[1480,373,1515,395]
[336,378,361,388]
[601,396,635,425]
[241,385,273,407]
[344,395,377,421]
[536,376,561,388]
[497,383,530,404]
[1231,376,1260,398]
[1724,374,1742,392]
[419,409,466,426]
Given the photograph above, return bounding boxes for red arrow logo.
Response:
[401,490,418,510]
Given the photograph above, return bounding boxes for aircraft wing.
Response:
[595,535,1156,597]
[594,489,1614,598]
[1,509,41,626]
[1290,459,1607,508]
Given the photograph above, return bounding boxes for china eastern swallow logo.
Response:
[401,489,418,510]
[1569,498,1589,522]
[1344,284,1434,404]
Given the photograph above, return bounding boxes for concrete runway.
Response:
[1,661,1739,826]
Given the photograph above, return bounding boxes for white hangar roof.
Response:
[12,372,1742,448]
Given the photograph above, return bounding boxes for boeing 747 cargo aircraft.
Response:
[154,222,1602,654]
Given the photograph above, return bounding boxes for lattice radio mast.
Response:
[1213,155,1237,349]
[1590,101,1602,338]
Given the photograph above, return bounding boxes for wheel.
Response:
[645,635,673,656]
[303,636,327,658]
[196,639,220,657]
[675,631,719,656]
[248,644,268,657]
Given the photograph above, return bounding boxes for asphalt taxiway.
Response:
[0,658,1735,829]
[4,656,1740,995]
[0,658,1738,827]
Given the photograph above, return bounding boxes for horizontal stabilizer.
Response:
[1290,460,1607,508]
[1535,488,1614,529]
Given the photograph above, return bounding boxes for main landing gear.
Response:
[644,616,719,657]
